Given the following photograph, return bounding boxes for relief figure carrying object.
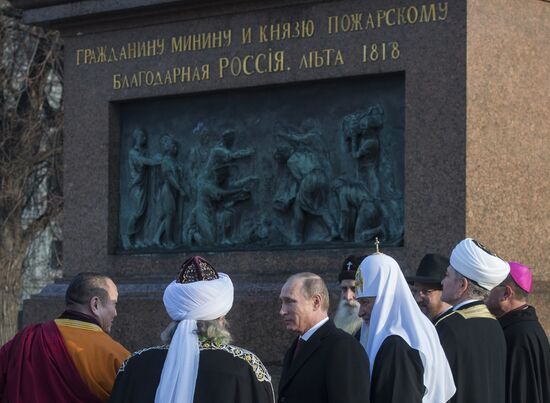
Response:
[343,104,383,198]
[342,104,403,245]
[273,121,338,244]
[185,129,256,246]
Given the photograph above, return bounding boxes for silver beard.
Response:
[333,299,363,336]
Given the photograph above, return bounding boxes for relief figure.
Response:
[189,122,212,192]
[342,104,404,245]
[274,121,338,244]
[153,134,187,248]
[342,104,383,198]
[121,128,160,249]
[185,129,256,246]
[332,176,384,242]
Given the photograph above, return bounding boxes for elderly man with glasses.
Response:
[406,254,452,323]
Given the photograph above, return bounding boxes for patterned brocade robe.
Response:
[109,340,275,403]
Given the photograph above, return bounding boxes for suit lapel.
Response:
[279,320,332,393]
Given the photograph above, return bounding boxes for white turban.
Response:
[356,253,456,403]
[450,238,510,290]
[155,273,234,403]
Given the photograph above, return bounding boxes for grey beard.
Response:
[333,299,362,336]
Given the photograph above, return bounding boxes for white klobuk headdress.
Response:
[356,253,456,403]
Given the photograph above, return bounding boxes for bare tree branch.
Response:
[0,2,64,344]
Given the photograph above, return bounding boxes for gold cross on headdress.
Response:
[374,237,381,254]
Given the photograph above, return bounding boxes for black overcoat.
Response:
[278,319,370,403]
[499,305,550,403]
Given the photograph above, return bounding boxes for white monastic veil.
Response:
[155,273,234,403]
[357,253,456,403]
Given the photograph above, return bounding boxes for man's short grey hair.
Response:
[287,272,330,312]
[160,318,232,345]
[455,271,490,300]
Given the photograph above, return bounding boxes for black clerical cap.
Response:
[406,254,449,286]
[338,255,365,282]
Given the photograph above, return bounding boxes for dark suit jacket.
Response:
[278,319,370,403]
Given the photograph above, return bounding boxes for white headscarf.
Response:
[450,238,510,290]
[155,273,234,403]
[356,253,455,403]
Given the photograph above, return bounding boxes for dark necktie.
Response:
[292,338,304,361]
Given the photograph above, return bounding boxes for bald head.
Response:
[65,272,119,333]
[65,273,112,306]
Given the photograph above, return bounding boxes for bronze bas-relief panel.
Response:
[118,73,404,252]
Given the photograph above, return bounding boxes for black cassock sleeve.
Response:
[370,335,424,403]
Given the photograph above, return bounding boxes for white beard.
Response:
[333,299,363,336]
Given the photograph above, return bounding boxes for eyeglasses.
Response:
[410,288,438,296]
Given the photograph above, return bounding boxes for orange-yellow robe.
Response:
[55,319,130,402]
[0,321,104,403]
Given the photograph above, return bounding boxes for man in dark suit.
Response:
[278,272,370,403]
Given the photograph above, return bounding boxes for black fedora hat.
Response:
[406,254,450,285]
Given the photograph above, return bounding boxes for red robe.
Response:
[0,321,102,403]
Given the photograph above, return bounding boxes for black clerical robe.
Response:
[108,340,274,403]
[432,307,452,324]
[278,320,370,403]
[498,305,550,403]
[436,301,506,403]
[370,335,424,403]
